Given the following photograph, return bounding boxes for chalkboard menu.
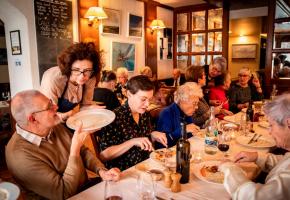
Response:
[34,0,73,79]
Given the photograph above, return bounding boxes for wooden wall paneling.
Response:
[78,0,99,49]
[145,2,158,75]
[222,1,229,62]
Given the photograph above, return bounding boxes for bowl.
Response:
[148,169,164,181]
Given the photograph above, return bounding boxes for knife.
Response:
[248,133,257,144]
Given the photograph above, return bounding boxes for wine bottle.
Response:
[246,100,254,122]
[176,122,191,184]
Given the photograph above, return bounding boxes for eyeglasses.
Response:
[71,69,94,77]
[32,99,54,114]
[238,74,249,78]
[192,101,199,106]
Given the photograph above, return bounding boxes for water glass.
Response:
[137,173,155,200]
[192,151,203,163]
[104,181,123,200]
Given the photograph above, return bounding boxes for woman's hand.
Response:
[130,137,153,151]
[151,131,167,147]
[234,151,258,163]
[186,123,200,135]
[99,168,121,181]
[221,109,233,116]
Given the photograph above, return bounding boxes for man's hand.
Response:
[70,122,94,156]
[130,137,153,151]
[151,131,167,147]
[234,151,258,163]
[99,168,121,181]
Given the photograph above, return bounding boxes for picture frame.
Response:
[102,8,121,35]
[10,30,22,55]
[127,13,143,38]
[232,44,257,59]
[111,41,135,72]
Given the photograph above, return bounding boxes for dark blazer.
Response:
[165,74,186,86]
[93,87,120,111]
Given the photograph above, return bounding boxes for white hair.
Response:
[174,82,203,103]
[239,67,251,76]
[210,56,227,72]
[116,67,128,78]
[264,93,290,126]
[11,90,44,126]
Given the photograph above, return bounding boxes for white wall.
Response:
[157,7,173,79]
[99,0,145,77]
[0,0,38,96]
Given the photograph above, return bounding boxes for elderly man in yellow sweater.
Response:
[5,90,121,200]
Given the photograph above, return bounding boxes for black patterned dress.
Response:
[99,103,152,171]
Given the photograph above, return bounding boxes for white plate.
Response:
[66,108,115,131]
[236,133,276,148]
[193,160,224,185]
[258,121,270,129]
[0,182,20,200]
[194,129,206,139]
[223,113,241,124]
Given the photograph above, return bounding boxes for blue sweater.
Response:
[156,103,193,148]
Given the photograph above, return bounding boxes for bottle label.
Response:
[205,137,217,146]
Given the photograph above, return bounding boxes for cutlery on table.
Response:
[248,133,257,144]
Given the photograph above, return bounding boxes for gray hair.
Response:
[210,56,227,73]
[116,67,128,78]
[263,93,290,126]
[11,90,44,126]
[174,82,203,104]
[239,67,251,76]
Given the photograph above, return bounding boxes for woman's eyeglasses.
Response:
[71,69,94,77]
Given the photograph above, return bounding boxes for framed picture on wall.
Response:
[111,41,135,72]
[232,44,257,59]
[127,13,143,38]
[102,8,121,35]
[10,30,22,55]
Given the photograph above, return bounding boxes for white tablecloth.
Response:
[69,120,272,200]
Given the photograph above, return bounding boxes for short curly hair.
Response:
[185,65,205,82]
[57,42,102,77]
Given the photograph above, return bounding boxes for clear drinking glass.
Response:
[104,181,123,200]
[218,132,231,159]
[137,173,155,200]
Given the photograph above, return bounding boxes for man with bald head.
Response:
[167,68,186,87]
[5,90,121,200]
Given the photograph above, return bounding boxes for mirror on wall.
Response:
[272,53,290,79]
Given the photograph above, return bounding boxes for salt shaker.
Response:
[164,169,172,188]
[171,173,181,193]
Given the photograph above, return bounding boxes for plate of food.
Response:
[66,108,115,131]
[150,148,176,163]
[0,182,20,200]
[193,161,224,185]
[236,133,276,148]
[194,129,206,139]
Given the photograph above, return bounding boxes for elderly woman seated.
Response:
[228,67,263,113]
[219,93,290,199]
[93,70,120,110]
[156,82,203,147]
[99,75,167,171]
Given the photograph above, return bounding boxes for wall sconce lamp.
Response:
[84,7,108,26]
[150,19,166,34]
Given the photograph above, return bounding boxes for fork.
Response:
[248,133,257,144]
[252,134,262,143]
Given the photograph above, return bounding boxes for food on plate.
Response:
[200,165,224,184]
[154,149,176,162]
[135,163,149,172]
[0,188,8,200]
[250,138,272,147]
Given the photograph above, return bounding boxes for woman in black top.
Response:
[93,70,120,110]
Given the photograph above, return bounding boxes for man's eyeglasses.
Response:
[32,99,54,114]
[71,69,94,77]
[238,74,249,78]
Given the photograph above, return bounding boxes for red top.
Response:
[209,86,229,110]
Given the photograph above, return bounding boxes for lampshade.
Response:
[150,19,166,30]
[84,7,108,20]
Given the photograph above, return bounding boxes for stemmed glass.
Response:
[136,172,155,200]
[104,181,123,200]
[218,131,231,159]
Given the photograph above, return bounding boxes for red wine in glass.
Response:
[218,144,229,152]
[106,196,123,200]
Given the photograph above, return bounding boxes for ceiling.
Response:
[154,0,205,8]
[154,0,268,9]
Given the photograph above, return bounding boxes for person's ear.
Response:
[127,90,132,98]
[286,118,290,129]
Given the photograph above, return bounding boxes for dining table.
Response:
[69,113,274,200]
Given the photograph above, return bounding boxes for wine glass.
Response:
[104,181,123,200]
[136,172,155,200]
[218,132,231,159]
